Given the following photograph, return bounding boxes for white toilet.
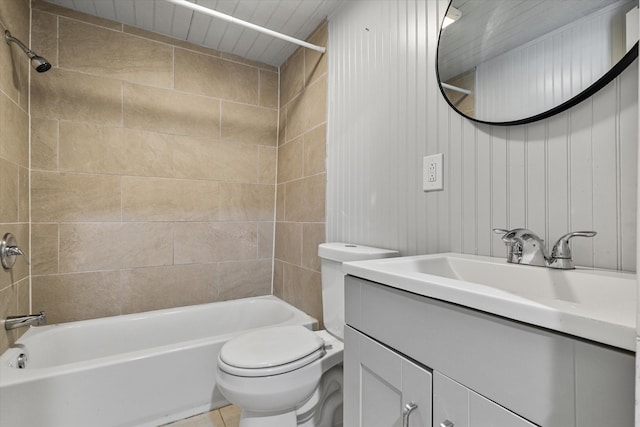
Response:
[215,242,398,427]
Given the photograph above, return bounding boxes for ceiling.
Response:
[42,0,344,67]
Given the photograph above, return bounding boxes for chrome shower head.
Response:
[5,30,51,73]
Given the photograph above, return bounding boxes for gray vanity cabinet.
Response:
[344,275,635,427]
[344,325,432,427]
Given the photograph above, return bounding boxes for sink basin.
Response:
[343,253,636,351]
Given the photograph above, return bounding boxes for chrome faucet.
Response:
[493,228,596,269]
[4,311,46,330]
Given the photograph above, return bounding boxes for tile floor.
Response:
[163,405,241,427]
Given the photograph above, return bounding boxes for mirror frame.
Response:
[436,2,639,126]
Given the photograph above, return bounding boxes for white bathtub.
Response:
[0,296,317,427]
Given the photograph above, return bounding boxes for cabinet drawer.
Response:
[434,372,538,427]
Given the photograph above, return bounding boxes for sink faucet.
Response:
[493,228,596,269]
[4,311,46,330]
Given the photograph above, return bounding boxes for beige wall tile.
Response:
[121,264,218,314]
[174,222,258,264]
[59,123,175,177]
[0,226,29,290]
[304,76,328,130]
[32,223,59,275]
[122,177,219,222]
[0,283,18,353]
[124,25,221,57]
[1,95,29,167]
[0,159,19,223]
[273,260,284,299]
[279,104,287,146]
[305,22,328,86]
[304,125,326,176]
[59,19,174,88]
[0,277,29,352]
[173,140,258,183]
[221,102,278,146]
[286,75,327,141]
[283,263,322,324]
[258,146,277,184]
[124,82,220,137]
[274,222,302,265]
[59,223,173,272]
[31,117,58,171]
[258,222,275,259]
[31,10,58,69]
[276,183,285,222]
[220,52,277,72]
[280,49,304,107]
[32,272,122,323]
[31,171,121,222]
[31,68,123,125]
[302,223,325,272]
[0,1,29,106]
[277,137,304,183]
[32,0,122,30]
[18,166,28,223]
[216,260,271,301]
[260,70,279,109]
[219,183,274,222]
[284,173,326,222]
[175,49,259,104]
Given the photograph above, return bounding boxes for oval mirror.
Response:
[437,0,639,125]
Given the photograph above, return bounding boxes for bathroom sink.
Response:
[343,253,637,351]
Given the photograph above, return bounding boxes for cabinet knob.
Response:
[440,420,454,427]
[402,402,417,427]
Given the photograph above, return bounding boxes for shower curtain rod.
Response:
[164,0,327,53]
[441,82,472,95]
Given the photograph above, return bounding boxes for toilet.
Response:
[215,242,399,427]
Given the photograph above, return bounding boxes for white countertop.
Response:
[343,253,637,351]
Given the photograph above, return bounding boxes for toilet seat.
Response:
[219,325,326,377]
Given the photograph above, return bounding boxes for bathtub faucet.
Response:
[4,311,46,330]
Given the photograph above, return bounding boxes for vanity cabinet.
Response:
[344,325,432,427]
[344,276,635,427]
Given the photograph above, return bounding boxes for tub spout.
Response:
[5,311,46,330]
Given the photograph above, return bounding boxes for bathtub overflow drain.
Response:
[16,353,27,369]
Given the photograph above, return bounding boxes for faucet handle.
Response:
[551,231,597,259]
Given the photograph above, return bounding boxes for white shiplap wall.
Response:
[327,0,638,271]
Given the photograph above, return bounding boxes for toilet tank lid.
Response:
[318,242,399,262]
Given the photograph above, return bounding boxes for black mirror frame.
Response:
[436,4,639,126]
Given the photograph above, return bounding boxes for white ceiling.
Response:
[42,0,344,67]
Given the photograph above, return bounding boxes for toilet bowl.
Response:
[215,243,398,427]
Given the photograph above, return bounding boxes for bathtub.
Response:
[0,296,317,427]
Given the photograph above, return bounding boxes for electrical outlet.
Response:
[423,153,444,191]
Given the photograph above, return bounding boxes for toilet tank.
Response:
[318,243,399,340]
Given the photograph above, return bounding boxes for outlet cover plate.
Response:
[423,153,444,191]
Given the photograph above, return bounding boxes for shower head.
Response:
[4,30,51,73]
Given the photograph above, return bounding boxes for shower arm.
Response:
[4,31,36,58]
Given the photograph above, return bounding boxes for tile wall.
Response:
[0,0,30,354]
[28,1,279,324]
[273,23,328,323]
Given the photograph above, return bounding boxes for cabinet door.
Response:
[434,372,538,427]
[344,326,432,427]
